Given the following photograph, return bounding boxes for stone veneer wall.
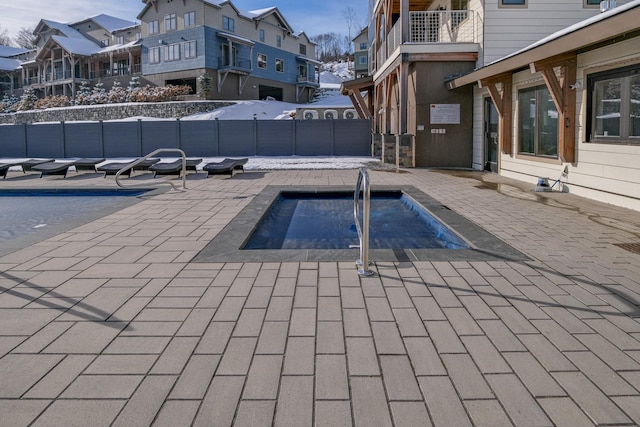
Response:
[374,133,415,167]
[0,101,234,125]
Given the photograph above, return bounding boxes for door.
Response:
[484,97,498,172]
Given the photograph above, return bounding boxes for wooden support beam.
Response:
[532,53,577,163]
[481,73,513,155]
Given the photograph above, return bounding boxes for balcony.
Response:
[218,56,252,74]
[376,10,478,66]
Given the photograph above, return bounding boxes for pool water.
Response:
[244,191,469,250]
[0,189,148,244]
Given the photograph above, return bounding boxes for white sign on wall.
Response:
[430,104,460,124]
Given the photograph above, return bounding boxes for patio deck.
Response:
[0,167,639,426]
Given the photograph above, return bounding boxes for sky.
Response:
[1,0,368,41]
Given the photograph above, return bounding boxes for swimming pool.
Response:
[0,189,151,255]
[244,191,469,250]
[194,185,527,263]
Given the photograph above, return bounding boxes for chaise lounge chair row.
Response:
[0,158,105,179]
[1,157,249,179]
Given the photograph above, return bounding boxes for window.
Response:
[260,29,265,42]
[149,47,161,64]
[116,36,124,45]
[275,58,284,73]
[360,42,367,50]
[500,0,526,6]
[587,64,640,143]
[165,13,177,31]
[299,44,307,55]
[298,64,307,79]
[100,39,109,47]
[136,32,141,40]
[149,20,159,34]
[223,16,235,32]
[359,55,367,65]
[518,85,558,157]
[257,54,267,69]
[451,0,469,27]
[184,40,197,58]
[165,43,180,61]
[276,35,281,48]
[584,0,601,5]
[184,11,195,27]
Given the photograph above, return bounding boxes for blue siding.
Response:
[142,27,206,74]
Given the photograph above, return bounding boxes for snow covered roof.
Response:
[51,35,101,56]
[0,58,21,71]
[449,0,640,89]
[74,14,139,33]
[38,20,85,39]
[0,46,30,58]
[217,32,255,46]
[98,39,141,54]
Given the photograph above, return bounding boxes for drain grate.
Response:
[614,242,640,255]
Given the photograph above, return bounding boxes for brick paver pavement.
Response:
[0,166,639,426]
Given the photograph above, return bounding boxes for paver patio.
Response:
[0,166,639,426]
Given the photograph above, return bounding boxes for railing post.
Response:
[353,167,374,276]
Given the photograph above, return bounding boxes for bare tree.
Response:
[14,27,36,49]
[0,25,12,46]
[342,7,357,54]
[311,32,345,62]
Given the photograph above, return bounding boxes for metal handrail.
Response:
[115,148,187,191]
[353,167,374,276]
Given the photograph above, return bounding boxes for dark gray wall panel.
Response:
[26,124,64,158]
[296,121,333,156]
[219,121,255,156]
[333,120,371,156]
[141,121,179,155]
[0,125,27,157]
[180,121,218,156]
[63,123,103,158]
[256,121,294,155]
[103,122,141,158]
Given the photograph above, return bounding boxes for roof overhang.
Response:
[217,31,255,46]
[340,75,374,96]
[296,55,322,65]
[448,2,640,89]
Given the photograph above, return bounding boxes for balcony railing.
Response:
[376,10,477,66]
[218,57,252,73]
[24,64,141,86]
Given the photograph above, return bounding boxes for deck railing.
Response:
[376,10,477,65]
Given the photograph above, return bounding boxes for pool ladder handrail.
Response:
[115,148,187,191]
[353,167,375,276]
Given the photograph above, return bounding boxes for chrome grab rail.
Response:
[115,148,187,191]
[353,167,374,276]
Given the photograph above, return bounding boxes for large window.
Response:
[223,16,235,32]
[587,64,640,143]
[184,11,195,27]
[275,58,284,73]
[165,43,180,61]
[165,13,177,31]
[149,20,159,35]
[257,54,267,69]
[518,85,558,158]
[299,44,306,55]
[149,47,161,64]
[184,40,197,59]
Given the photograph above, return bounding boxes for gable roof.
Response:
[73,14,139,33]
[246,6,294,33]
[35,19,85,40]
[50,35,101,56]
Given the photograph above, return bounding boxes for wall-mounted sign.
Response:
[430,104,460,124]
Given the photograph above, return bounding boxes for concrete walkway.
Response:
[1,167,639,426]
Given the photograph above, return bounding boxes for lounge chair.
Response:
[202,158,248,177]
[97,158,160,177]
[0,162,21,179]
[73,158,105,173]
[149,158,203,177]
[31,161,77,178]
[19,159,54,172]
